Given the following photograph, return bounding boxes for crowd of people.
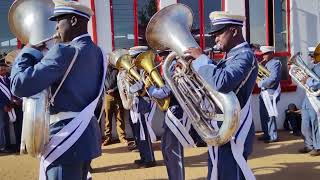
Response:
[0,52,23,154]
[1,0,320,180]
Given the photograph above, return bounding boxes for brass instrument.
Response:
[8,0,56,157]
[289,52,320,96]
[8,0,59,46]
[256,64,271,83]
[109,49,141,109]
[109,49,142,81]
[134,50,170,111]
[146,3,240,146]
[314,43,320,63]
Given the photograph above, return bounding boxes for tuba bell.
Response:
[8,0,56,157]
[109,49,141,109]
[146,3,240,146]
[134,51,170,111]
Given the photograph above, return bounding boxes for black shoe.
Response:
[264,139,279,143]
[138,161,156,168]
[134,159,144,165]
[0,148,14,154]
[298,147,312,153]
[293,131,301,136]
[257,136,268,141]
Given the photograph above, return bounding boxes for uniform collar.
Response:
[229,42,248,53]
[225,42,249,59]
[72,33,91,42]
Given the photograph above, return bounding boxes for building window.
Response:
[178,0,223,50]
[247,0,295,92]
[0,1,17,56]
[111,0,135,49]
[111,0,157,49]
[137,0,157,46]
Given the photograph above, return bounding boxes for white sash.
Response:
[165,109,196,148]
[39,52,106,180]
[0,78,17,123]
[144,102,157,143]
[130,96,139,124]
[137,101,156,142]
[260,85,281,117]
[209,96,255,180]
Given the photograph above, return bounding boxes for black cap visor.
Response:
[208,24,227,35]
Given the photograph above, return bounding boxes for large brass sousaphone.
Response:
[146,4,241,146]
[8,0,57,157]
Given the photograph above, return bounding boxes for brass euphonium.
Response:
[257,64,271,83]
[8,0,57,157]
[109,49,141,109]
[289,52,320,96]
[146,3,240,146]
[134,51,170,111]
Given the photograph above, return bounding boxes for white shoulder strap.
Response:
[50,48,79,105]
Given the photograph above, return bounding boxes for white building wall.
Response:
[89,0,320,136]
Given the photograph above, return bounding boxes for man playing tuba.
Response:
[10,1,105,179]
[257,46,282,143]
[128,48,157,168]
[146,50,196,180]
[185,11,258,180]
[297,46,320,156]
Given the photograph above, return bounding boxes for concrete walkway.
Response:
[0,131,319,180]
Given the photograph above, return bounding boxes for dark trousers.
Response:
[259,95,280,140]
[136,115,155,163]
[46,160,91,180]
[162,123,185,180]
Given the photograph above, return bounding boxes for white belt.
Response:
[50,111,80,124]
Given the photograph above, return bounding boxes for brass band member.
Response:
[298,46,320,156]
[257,46,282,143]
[11,1,105,179]
[186,11,258,180]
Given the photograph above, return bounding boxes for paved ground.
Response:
[0,131,319,180]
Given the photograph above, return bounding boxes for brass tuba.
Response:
[109,49,141,109]
[134,51,170,111]
[8,0,56,157]
[289,52,320,96]
[146,3,240,146]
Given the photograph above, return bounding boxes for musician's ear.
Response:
[230,26,241,37]
[70,16,78,26]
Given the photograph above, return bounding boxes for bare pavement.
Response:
[0,131,319,180]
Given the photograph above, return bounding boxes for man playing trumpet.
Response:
[11,1,105,179]
[257,46,282,143]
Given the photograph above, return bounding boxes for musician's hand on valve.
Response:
[184,47,203,59]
